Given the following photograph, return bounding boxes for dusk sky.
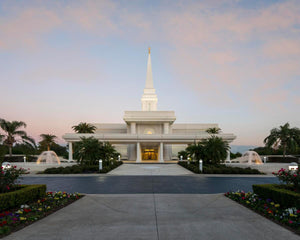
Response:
[0,0,299,146]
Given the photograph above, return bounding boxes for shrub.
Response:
[178,161,261,174]
[0,166,28,193]
[252,184,300,209]
[0,184,46,211]
[42,161,123,174]
[273,168,300,190]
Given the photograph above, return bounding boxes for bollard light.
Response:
[199,159,203,172]
[24,156,26,163]
[180,155,183,161]
[263,156,267,164]
[118,155,121,161]
[99,159,103,170]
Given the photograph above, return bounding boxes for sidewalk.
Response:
[108,163,193,175]
[4,194,299,240]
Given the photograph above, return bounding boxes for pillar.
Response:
[131,122,136,134]
[226,149,230,163]
[159,142,164,162]
[163,123,169,134]
[68,142,73,162]
[136,142,141,162]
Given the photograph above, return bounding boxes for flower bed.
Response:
[41,161,123,174]
[178,161,262,174]
[0,191,82,237]
[225,190,300,234]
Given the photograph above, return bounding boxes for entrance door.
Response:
[142,148,158,160]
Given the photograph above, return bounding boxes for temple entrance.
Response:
[141,144,158,161]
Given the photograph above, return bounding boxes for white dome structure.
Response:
[233,151,263,164]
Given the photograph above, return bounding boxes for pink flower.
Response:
[288,220,293,224]
[6,185,10,190]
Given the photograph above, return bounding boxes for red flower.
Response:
[6,185,10,190]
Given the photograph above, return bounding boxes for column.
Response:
[226,149,230,163]
[163,123,169,134]
[159,142,164,162]
[68,142,73,162]
[131,122,136,134]
[136,142,141,162]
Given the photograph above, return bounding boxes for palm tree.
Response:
[186,142,204,161]
[202,136,229,165]
[72,122,96,133]
[264,123,300,158]
[74,137,102,165]
[39,134,57,151]
[0,118,35,156]
[206,127,221,134]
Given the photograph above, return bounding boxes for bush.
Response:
[252,184,300,209]
[0,184,46,211]
[178,161,262,174]
[0,166,28,193]
[273,168,300,190]
[42,161,123,174]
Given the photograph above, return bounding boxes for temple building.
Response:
[63,48,236,162]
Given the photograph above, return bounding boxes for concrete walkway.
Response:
[4,194,299,240]
[108,163,193,175]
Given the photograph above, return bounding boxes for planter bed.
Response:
[40,161,123,174]
[178,161,262,174]
[225,190,300,235]
[0,191,82,238]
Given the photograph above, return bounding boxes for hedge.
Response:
[252,184,300,209]
[42,161,123,174]
[0,184,46,211]
[178,161,261,174]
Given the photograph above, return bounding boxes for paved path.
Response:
[108,163,193,175]
[4,194,299,240]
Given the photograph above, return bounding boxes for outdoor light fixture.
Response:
[180,155,183,161]
[199,160,203,172]
[263,156,267,164]
[99,159,103,170]
[24,156,26,163]
[289,162,298,171]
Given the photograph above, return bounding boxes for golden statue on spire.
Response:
[148,47,151,54]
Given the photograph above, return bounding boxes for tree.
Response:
[74,137,102,165]
[99,142,119,162]
[0,118,35,156]
[177,150,188,160]
[74,137,119,165]
[202,136,229,165]
[206,127,221,134]
[264,123,300,158]
[39,134,57,151]
[72,122,96,133]
[186,142,204,161]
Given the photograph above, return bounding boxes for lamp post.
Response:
[199,159,203,172]
[263,156,267,164]
[99,159,102,170]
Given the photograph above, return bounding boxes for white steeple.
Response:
[141,47,158,111]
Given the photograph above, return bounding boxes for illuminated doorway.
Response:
[142,148,158,160]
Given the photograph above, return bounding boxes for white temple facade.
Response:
[63,48,236,162]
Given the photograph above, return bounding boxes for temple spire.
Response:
[141,47,158,111]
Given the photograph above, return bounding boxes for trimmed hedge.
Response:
[42,161,123,174]
[0,184,46,211]
[178,161,262,174]
[252,184,300,209]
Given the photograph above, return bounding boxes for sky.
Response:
[0,0,299,146]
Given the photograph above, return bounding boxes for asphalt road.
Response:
[20,175,279,194]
